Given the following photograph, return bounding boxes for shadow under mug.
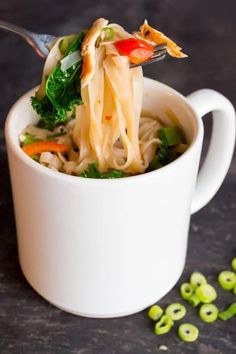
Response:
[5,78,235,318]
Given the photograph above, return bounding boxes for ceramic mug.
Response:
[5,78,235,318]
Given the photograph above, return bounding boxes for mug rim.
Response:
[5,77,203,185]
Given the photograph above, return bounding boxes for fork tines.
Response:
[153,43,167,52]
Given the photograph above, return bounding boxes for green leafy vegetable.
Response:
[148,143,179,171]
[148,305,163,321]
[31,154,40,162]
[31,32,85,130]
[79,163,129,179]
[148,127,185,172]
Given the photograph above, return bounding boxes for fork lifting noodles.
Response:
[1,17,188,177]
[0,18,186,65]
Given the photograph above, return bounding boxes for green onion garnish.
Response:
[59,34,77,55]
[199,304,218,323]
[159,126,184,147]
[178,323,199,342]
[195,284,217,303]
[218,271,236,291]
[218,303,236,320]
[188,294,201,307]
[180,283,194,300]
[148,305,163,321]
[165,303,186,321]
[231,258,236,271]
[101,27,115,41]
[23,134,41,145]
[31,154,40,162]
[190,272,207,289]
[154,315,173,335]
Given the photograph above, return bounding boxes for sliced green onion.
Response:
[188,294,201,307]
[23,134,41,145]
[31,154,40,162]
[159,127,183,147]
[47,131,67,139]
[178,323,199,342]
[148,305,163,321]
[199,304,219,323]
[231,258,236,271]
[59,34,77,55]
[195,284,217,303]
[218,303,236,320]
[190,272,207,289]
[154,315,173,335]
[101,27,115,41]
[165,303,186,321]
[218,271,236,291]
[180,283,194,300]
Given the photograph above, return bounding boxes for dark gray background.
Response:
[0,0,236,353]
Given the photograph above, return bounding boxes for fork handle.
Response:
[0,20,40,55]
[0,20,33,42]
[0,20,54,58]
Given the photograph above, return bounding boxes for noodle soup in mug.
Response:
[5,78,235,318]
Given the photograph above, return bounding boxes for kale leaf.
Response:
[80,163,129,179]
[31,32,85,130]
[148,141,179,171]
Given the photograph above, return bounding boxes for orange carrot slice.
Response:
[22,141,69,156]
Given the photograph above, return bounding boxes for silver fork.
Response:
[0,20,56,58]
[0,20,167,66]
[130,44,167,68]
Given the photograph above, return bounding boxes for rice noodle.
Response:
[72,23,162,174]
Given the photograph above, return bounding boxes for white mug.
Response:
[5,78,235,318]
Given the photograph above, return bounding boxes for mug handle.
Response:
[187,89,235,214]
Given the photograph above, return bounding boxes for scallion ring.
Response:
[188,294,201,307]
[165,303,186,321]
[148,305,163,321]
[101,27,115,41]
[231,258,236,271]
[178,323,199,342]
[218,271,236,291]
[199,304,218,323]
[180,283,194,300]
[190,272,207,289]
[218,303,236,320]
[154,315,174,335]
[195,284,217,303]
